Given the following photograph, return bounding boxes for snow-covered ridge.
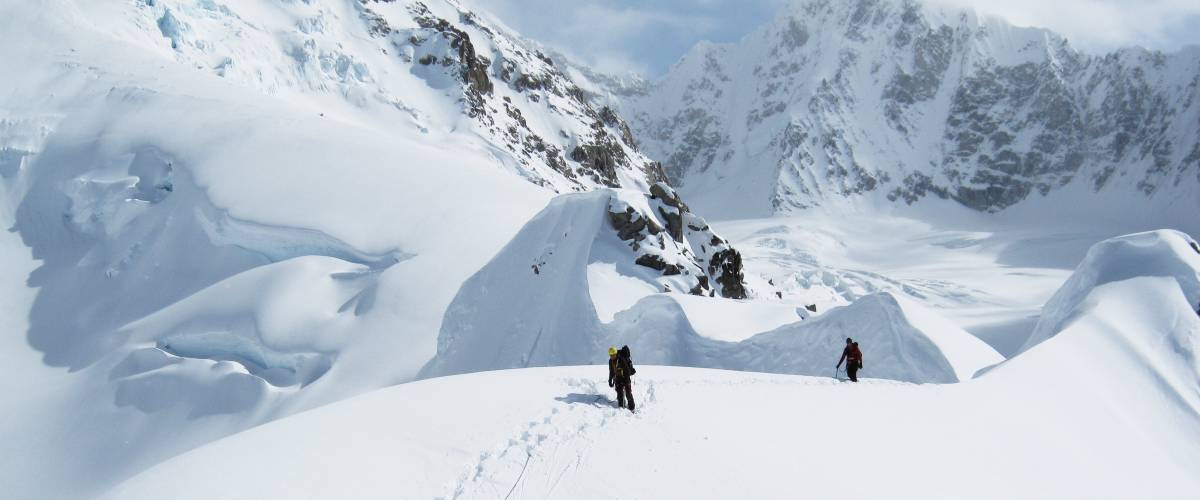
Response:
[613,0,1200,219]
[420,187,753,378]
[1019,229,1200,354]
[422,186,999,383]
[731,292,1001,382]
[100,230,1200,499]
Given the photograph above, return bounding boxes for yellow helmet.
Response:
[608,347,617,356]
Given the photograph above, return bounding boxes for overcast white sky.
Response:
[472,0,1200,76]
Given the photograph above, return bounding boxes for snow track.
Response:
[442,377,642,500]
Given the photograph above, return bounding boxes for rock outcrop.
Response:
[608,183,749,299]
[370,0,667,193]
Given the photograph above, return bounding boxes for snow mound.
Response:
[728,293,1002,382]
[605,292,1000,384]
[1019,230,1200,354]
[982,230,1200,423]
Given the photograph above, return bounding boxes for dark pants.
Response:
[847,361,859,382]
[615,379,634,410]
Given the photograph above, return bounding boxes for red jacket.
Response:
[839,344,863,365]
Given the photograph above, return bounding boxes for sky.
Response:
[471,0,1200,77]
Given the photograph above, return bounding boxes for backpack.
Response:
[617,345,636,377]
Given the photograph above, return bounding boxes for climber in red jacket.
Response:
[837,337,864,382]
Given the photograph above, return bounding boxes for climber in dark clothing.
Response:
[608,345,636,411]
[837,337,864,382]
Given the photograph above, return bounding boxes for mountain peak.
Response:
[613,0,1200,219]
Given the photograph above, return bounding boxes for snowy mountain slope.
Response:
[4,0,1199,498]
[421,187,999,383]
[104,358,1200,499]
[62,0,668,193]
[102,229,1200,499]
[611,0,1200,220]
[0,1,770,497]
[0,1,578,496]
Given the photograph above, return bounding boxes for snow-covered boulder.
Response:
[1018,230,1200,354]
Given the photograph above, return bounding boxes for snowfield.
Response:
[107,358,1200,500]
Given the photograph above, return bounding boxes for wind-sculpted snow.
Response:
[969,231,1200,458]
[1018,230,1200,354]
[0,5,555,494]
[728,293,1001,382]
[423,190,1000,383]
[422,187,750,378]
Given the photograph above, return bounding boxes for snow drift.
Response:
[726,292,1002,383]
[1019,230,1200,354]
[985,230,1200,424]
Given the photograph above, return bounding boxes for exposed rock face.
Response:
[709,248,748,299]
[650,182,687,242]
[611,0,1200,216]
[607,184,749,299]
[408,3,492,93]
[346,2,751,299]
[570,140,621,187]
